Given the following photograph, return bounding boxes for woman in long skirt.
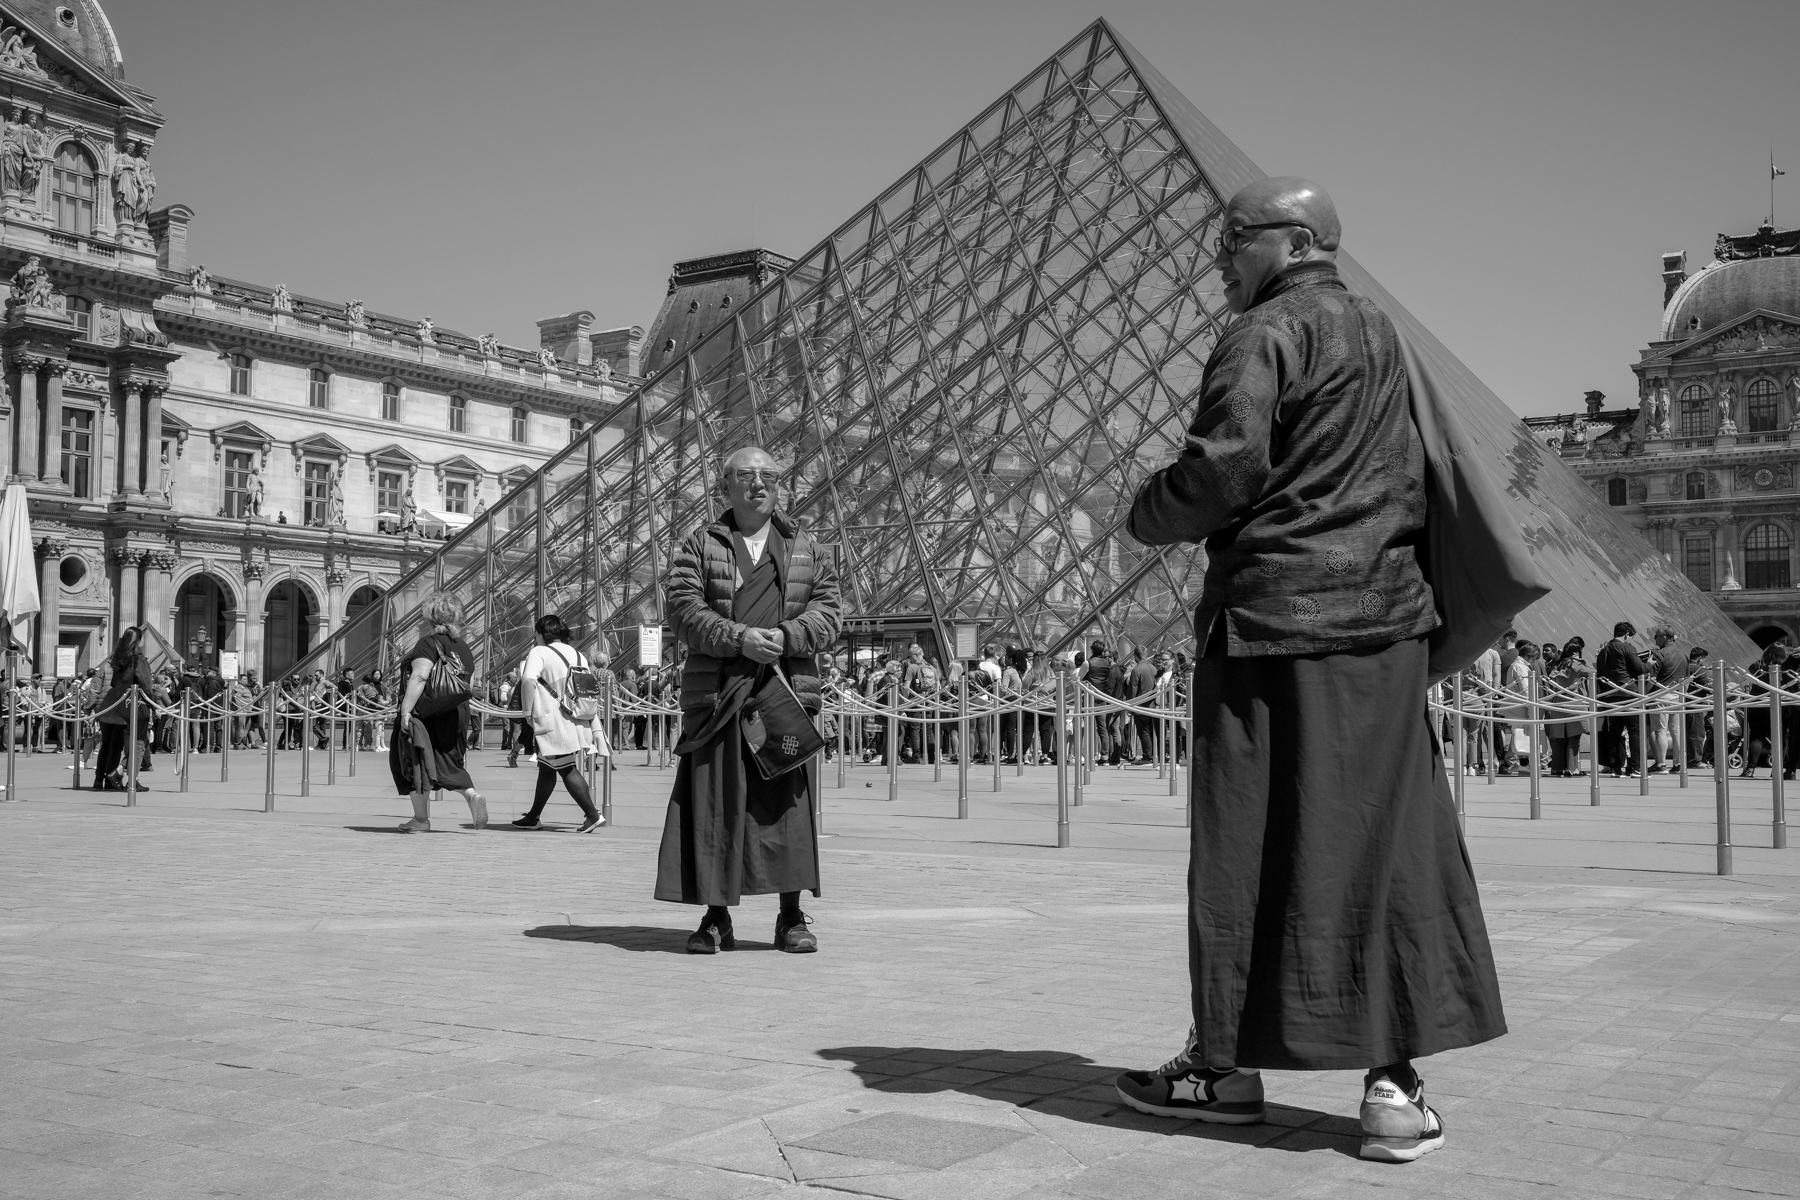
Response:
[389,595,487,832]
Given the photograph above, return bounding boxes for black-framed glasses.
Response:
[729,469,779,487]
[1214,222,1309,256]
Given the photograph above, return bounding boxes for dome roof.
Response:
[9,1,123,79]
[1663,253,1800,341]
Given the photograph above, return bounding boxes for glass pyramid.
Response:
[298,19,1753,686]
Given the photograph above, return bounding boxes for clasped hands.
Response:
[741,627,786,663]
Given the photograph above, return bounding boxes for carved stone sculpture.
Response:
[187,264,212,294]
[0,26,44,75]
[112,141,155,225]
[477,333,499,359]
[1565,417,1587,445]
[1717,383,1738,435]
[416,317,436,345]
[8,255,57,310]
[270,284,293,312]
[251,475,265,517]
[2,108,49,195]
[1650,381,1671,437]
[399,483,419,531]
[1790,376,1800,430]
[327,469,345,527]
[537,347,558,371]
[345,298,366,326]
[596,358,612,382]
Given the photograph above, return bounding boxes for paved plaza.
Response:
[2,747,1799,1199]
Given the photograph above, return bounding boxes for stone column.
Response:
[14,357,40,482]
[42,362,66,486]
[142,384,166,501]
[143,550,179,643]
[241,561,266,678]
[120,381,143,497]
[325,561,347,637]
[36,536,66,672]
[112,548,142,629]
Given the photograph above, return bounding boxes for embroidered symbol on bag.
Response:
[782,735,800,756]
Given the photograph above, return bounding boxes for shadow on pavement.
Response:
[523,924,779,955]
[815,1046,1360,1157]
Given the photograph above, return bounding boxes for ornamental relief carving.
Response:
[1628,478,1648,503]
[1679,316,1800,359]
[1733,463,1793,491]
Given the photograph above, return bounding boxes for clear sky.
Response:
[110,0,1800,418]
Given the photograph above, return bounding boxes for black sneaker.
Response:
[1114,1028,1265,1124]
[774,910,817,953]
[686,912,736,954]
[510,815,540,829]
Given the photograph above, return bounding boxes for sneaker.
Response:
[686,912,736,954]
[395,818,431,833]
[510,815,541,829]
[1359,1071,1446,1163]
[774,910,818,953]
[576,813,605,833]
[466,792,489,829]
[1113,1029,1265,1124]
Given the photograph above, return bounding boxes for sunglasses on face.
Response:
[1214,221,1310,256]
[730,470,779,487]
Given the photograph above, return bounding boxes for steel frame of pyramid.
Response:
[297,19,1754,687]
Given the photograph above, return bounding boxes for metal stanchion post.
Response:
[125,686,140,807]
[837,689,847,790]
[69,704,82,792]
[1484,681,1496,785]
[992,700,1001,794]
[1073,683,1085,808]
[347,694,357,779]
[1167,682,1178,797]
[1528,672,1541,820]
[1182,676,1192,828]
[1773,667,1787,850]
[1715,660,1733,876]
[601,676,614,823]
[1016,695,1024,778]
[1452,674,1466,830]
[1637,676,1649,796]
[1055,670,1070,848]
[327,698,337,786]
[888,676,899,804]
[301,713,312,797]
[221,690,232,783]
[1677,682,1689,789]
[178,691,191,793]
[957,675,969,818]
[3,654,14,801]
[264,689,276,812]
[1588,665,1601,806]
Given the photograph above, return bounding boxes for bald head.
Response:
[722,445,777,474]
[1213,176,1342,314]
[721,445,779,533]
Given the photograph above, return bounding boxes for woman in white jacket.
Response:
[510,614,610,831]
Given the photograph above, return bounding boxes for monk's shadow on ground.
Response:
[814,1047,1361,1157]
[522,925,779,954]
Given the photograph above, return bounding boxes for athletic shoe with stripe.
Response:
[1114,1027,1265,1124]
[1359,1071,1446,1162]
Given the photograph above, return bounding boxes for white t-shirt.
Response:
[742,527,769,564]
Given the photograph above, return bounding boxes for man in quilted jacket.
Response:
[654,446,842,954]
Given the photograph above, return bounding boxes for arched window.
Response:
[448,394,467,433]
[50,143,97,236]
[1685,471,1707,501]
[1679,384,1711,437]
[307,367,330,410]
[1744,523,1792,589]
[1607,477,1627,506]
[1747,379,1782,433]
[510,405,527,443]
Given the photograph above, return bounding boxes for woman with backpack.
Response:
[510,614,608,831]
[92,626,163,791]
[389,595,488,832]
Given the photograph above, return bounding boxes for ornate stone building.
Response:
[1525,221,1800,647]
[0,1,643,677]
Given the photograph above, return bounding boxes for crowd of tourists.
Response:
[1440,620,1800,780]
[821,640,1188,767]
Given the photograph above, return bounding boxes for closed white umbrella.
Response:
[0,481,36,655]
[0,480,38,799]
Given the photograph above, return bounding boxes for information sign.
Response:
[638,625,663,668]
[219,651,240,680]
[54,646,77,679]
[954,624,979,661]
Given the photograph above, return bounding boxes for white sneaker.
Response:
[1359,1071,1446,1162]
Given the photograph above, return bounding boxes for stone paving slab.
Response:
[1,749,1798,1197]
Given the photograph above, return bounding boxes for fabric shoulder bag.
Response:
[741,662,827,781]
[414,635,472,718]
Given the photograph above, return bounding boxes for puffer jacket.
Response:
[665,508,842,713]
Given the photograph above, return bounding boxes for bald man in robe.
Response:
[655,447,841,953]
[1117,178,1505,1163]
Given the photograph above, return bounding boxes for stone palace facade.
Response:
[1525,221,1800,648]
[0,0,644,678]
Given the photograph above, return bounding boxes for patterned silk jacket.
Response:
[1129,262,1439,656]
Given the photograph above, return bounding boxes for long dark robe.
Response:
[1188,630,1505,1071]
[387,634,474,794]
[654,527,820,906]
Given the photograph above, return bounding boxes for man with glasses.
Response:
[1117,177,1503,1164]
[656,446,841,955]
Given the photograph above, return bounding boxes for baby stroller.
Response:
[1704,708,1745,771]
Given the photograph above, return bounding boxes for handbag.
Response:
[414,635,472,718]
[741,663,827,781]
